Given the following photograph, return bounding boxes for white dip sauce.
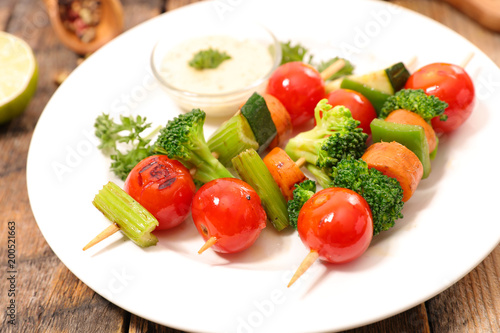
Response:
[159,35,273,95]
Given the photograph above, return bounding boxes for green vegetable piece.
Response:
[340,78,391,116]
[279,40,313,65]
[94,114,160,180]
[380,89,448,121]
[232,149,289,231]
[370,118,431,179]
[385,62,411,93]
[240,92,277,153]
[285,99,367,186]
[154,108,234,184]
[430,136,439,160]
[207,113,259,167]
[348,62,410,95]
[331,158,404,235]
[188,48,231,70]
[305,163,332,189]
[92,181,158,247]
[287,179,316,229]
[317,57,355,81]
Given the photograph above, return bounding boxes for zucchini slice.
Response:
[349,62,410,95]
[240,92,277,153]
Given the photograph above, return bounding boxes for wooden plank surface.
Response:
[0,0,498,332]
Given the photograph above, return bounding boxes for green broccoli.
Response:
[287,179,316,229]
[285,99,368,185]
[380,89,448,122]
[154,109,234,184]
[331,158,404,235]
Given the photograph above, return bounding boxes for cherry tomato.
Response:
[297,187,373,264]
[191,178,267,254]
[326,89,377,135]
[405,63,475,134]
[266,62,325,127]
[124,155,196,230]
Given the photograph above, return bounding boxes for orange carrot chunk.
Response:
[362,141,423,202]
[263,147,306,201]
[385,109,437,153]
[263,94,293,149]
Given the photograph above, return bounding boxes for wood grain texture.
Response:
[0,0,498,332]
[439,0,500,32]
[0,0,162,332]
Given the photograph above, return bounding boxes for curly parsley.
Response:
[188,48,231,70]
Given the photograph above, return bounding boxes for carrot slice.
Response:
[263,147,306,201]
[362,141,423,202]
[263,94,293,149]
[385,109,437,153]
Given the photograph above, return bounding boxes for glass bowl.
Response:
[151,21,281,117]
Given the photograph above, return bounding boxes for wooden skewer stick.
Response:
[404,56,418,72]
[198,236,218,254]
[320,58,346,81]
[83,223,120,251]
[461,52,475,68]
[295,157,306,168]
[287,250,319,288]
[324,78,344,94]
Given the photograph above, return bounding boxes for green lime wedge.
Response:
[0,31,38,124]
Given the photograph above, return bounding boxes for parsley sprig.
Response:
[94,114,160,180]
[189,48,231,70]
[279,41,354,80]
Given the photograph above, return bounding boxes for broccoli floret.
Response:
[316,126,368,171]
[380,89,448,122]
[287,180,316,229]
[154,109,234,184]
[285,99,368,186]
[285,99,368,166]
[331,158,404,235]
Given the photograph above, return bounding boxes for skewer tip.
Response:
[83,223,120,251]
[460,52,475,68]
[287,250,319,288]
[198,236,218,254]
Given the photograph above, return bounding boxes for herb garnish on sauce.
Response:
[189,48,231,70]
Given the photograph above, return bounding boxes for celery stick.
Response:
[232,149,289,231]
[92,181,158,247]
[208,113,259,167]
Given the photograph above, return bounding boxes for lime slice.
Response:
[0,31,38,124]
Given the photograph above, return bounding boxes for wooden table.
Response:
[1,0,498,332]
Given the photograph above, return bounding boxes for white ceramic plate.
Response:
[27,1,500,332]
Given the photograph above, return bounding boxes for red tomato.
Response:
[297,187,373,264]
[266,62,325,127]
[326,89,377,135]
[124,155,196,230]
[191,178,267,253]
[405,63,475,134]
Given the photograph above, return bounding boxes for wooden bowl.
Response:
[44,0,124,55]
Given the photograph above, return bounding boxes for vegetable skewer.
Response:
[288,187,373,288]
[84,181,159,251]
[84,155,196,251]
[192,178,267,254]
